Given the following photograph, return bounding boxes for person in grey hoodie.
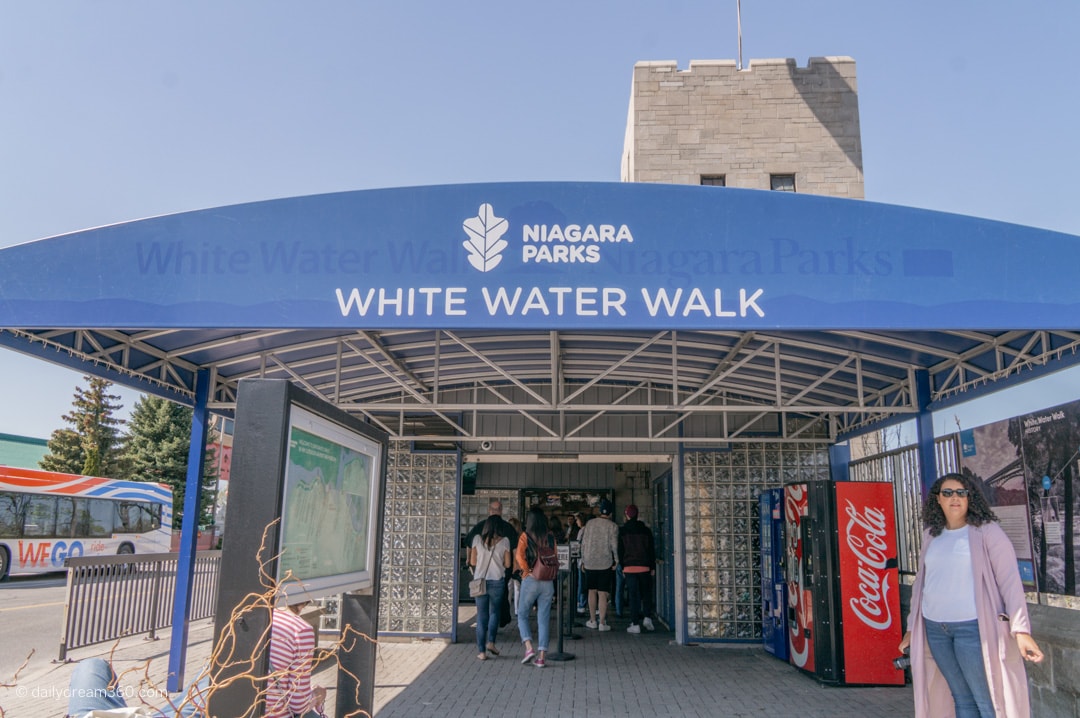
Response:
[577,499,619,631]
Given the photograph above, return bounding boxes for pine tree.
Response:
[40,376,126,476]
[38,427,84,475]
[124,395,217,527]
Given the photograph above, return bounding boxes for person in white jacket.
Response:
[577,499,619,631]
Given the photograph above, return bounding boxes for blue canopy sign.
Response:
[1,182,1077,330]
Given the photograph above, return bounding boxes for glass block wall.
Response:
[377,444,460,636]
[460,489,521,536]
[683,442,829,641]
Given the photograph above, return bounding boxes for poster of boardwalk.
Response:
[1014,400,1080,596]
[959,397,1080,596]
[958,419,1037,589]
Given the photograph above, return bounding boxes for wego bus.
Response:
[0,466,172,580]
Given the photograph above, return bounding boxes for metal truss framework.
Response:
[5,327,1080,447]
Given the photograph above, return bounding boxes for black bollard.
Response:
[563,559,582,639]
[547,569,575,661]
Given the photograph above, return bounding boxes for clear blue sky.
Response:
[1,1,1078,439]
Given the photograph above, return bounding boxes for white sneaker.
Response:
[585,619,597,630]
[598,623,612,632]
[643,617,655,631]
[627,623,641,634]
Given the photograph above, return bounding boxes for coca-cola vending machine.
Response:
[783,480,904,686]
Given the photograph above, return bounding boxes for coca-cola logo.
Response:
[842,500,893,631]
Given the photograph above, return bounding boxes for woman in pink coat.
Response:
[899,473,1044,717]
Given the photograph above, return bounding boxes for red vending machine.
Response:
[783,480,905,686]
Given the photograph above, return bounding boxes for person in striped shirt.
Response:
[265,598,327,718]
[65,597,326,717]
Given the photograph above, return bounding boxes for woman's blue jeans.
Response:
[923,618,995,718]
[67,658,127,715]
[475,578,507,652]
[516,575,554,652]
[67,657,209,717]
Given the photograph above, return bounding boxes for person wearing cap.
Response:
[577,498,619,631]
[618,504,657,634]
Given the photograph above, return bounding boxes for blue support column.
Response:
[167,369,211,692]
[673,420,688,646]
[829,443,851,483]
[914,369,937,498]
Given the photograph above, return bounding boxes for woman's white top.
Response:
[472,535,510,580]
[921,524,978,622]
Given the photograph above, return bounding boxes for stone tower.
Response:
[622,57,863,198]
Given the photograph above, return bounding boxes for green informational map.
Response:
[279,426,372,583]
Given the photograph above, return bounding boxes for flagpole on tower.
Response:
[737,0,743,70]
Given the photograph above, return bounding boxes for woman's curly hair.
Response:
[922,472,998,536]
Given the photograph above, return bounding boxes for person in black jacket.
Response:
[464,498,519,627]
[617,504,656,634]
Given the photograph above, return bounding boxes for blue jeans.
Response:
[476,578,507,652]
[924,619,995,718]
[67,658,208,717]
[517,575,554,652]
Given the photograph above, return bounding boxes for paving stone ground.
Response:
[1,607,914,717]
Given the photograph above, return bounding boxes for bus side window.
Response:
[24,495,58,537]
[116,501,152,533]
[150,503,162,530]
[57,497,78,538]
[72,498,91,536]
[137,502,154,532]
[86,498,114,538]
[116,501,133,533]
[0,492,25,538]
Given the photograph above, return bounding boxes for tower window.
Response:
[770,174,796,192]
[700,175,726,187]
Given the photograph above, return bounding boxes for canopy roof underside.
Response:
[4,326,1078,448]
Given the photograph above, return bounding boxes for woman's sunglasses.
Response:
[937,488,970,498]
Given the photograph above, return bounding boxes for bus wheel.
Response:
[116,543,135,575]
[0,546,10,581]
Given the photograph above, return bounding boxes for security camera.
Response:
[479,440,494,452]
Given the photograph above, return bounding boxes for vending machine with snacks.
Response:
[783,480,905,686]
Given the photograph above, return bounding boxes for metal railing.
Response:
[59,550,222,661]
[849,434,960,575]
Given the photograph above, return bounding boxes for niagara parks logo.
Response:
[462,204,508,272]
